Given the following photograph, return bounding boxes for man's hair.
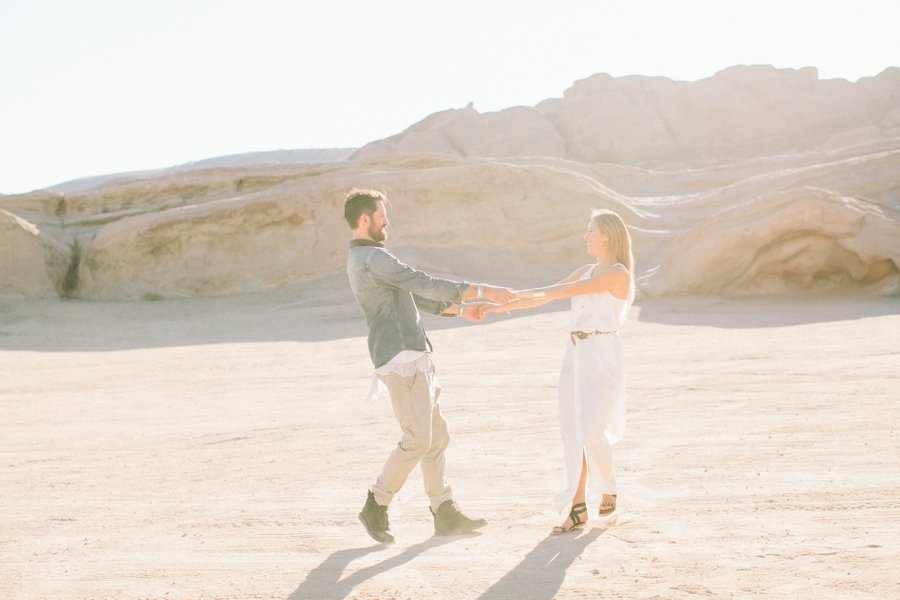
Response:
[344,189,389,229]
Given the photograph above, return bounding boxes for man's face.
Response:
[366,201,389,242]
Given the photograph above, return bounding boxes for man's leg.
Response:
[418,364,487,535]
[419,376,452,512]
[370,369,435,506]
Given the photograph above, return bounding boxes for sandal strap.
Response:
[551,501,591,534]
[569,503,587,526]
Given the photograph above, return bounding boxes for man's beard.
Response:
[368,223,386,242]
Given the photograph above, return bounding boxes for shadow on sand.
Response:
[287,535,463,600]
[287,528,604,600]
[635,295,899,328]
[3,274,895,352]
[0,272,508,352]
[477,528,605,600]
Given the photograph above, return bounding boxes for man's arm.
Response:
[414,295,491,323]
[368,249,468,303]
[457,282,516,304]
[442,302,489,321]
[413,294,453,317]
[368,249,515,304]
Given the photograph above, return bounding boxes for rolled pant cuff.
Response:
[370,486,393,507]
[429,490,453,513]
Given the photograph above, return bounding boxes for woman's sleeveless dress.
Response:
[554,265,634,513]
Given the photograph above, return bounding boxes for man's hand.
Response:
[461,302,489,321]
[481,285,515,304]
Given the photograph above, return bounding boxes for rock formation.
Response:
[1,66,898,300]
[354,66,900,169]
[0,207,71,297]
[649,187,900,296]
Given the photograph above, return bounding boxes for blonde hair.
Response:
[591,209,634,272]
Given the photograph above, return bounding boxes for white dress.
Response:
[554,264,633,513]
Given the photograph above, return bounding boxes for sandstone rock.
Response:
[73,156,638,299]
[4,68,900,301]
[0,209,72,298]
[352,106,479,160]
[442,106,567,158]
[354,66,900,168]
[64,141,899,300]
[648,188,900,296]
[76,186,344,299]
[0,190,66,223]
[550,73,682,164]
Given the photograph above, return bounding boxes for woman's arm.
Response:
[521,264,630,302]
[484,296,549,313]
[484,264,594,314]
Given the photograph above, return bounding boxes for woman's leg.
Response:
[572,452,588,505]
[554,452,589,532]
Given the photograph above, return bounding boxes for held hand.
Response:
[481,302,505,314]
[482,285,515,304]
[461,302,488,322]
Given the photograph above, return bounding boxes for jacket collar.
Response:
[349,239,385,249]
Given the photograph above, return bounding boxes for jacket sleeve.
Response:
[413,294,454,317]
[367,248,468,302]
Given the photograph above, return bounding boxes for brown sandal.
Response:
[598,495,617,517]
[551,502,587,535]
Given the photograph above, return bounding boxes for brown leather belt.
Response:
[570,329,616,345]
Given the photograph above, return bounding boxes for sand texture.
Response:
[1,292,898,599]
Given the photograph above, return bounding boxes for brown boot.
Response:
[431,500,487,536]
[359,490,395,544]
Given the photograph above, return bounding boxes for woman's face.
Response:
[584,220,609,258]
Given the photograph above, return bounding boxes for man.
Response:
[344,188,513,543]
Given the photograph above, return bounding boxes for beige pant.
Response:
[371,363,452,511]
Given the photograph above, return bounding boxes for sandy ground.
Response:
[1,290,898,600]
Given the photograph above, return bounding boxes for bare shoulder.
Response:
[593,263,631,299]
[608,263,631,280]
[591,263,630,281]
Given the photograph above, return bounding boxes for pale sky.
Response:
[1,0,898,194]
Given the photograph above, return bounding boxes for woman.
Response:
[486,209,635,535]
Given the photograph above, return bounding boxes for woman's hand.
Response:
[482,302,507,314]
[481,285,516,304]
